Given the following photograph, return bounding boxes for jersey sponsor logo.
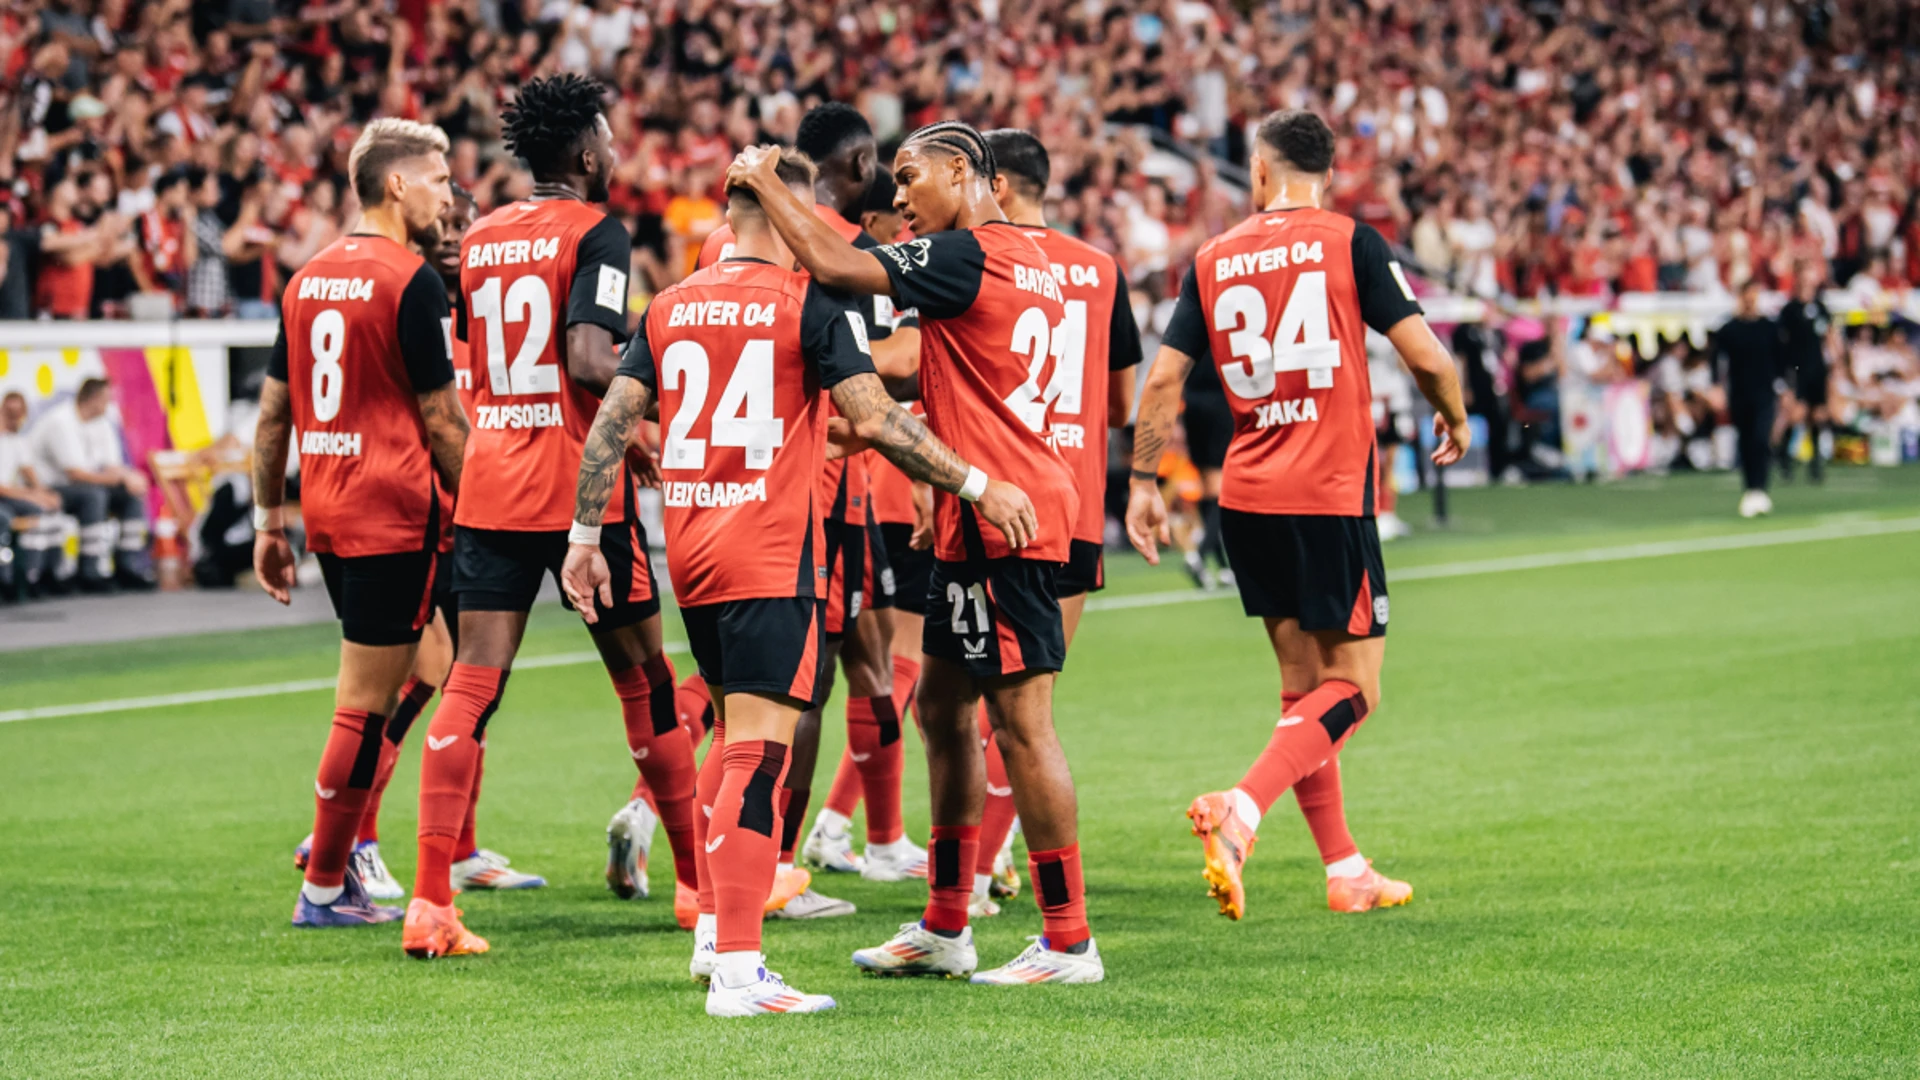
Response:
[1253,397,1322,430]
[464,237,561,269]
[661,477,769,508]
[1012,263,1065,302]
[1374,596,1390,625]
[295,276,375,302]
[298,430,363,457]
[875,238,933,273]
[1048,261,1101,288]
[1214,240,1326,282]
[475,403,565,429]
[666,300,779,328]
[1049,422,1085,449]
[845,310,871,354]
[596,264,627,312]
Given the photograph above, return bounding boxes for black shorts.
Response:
[453,521,660,630]
[922,557,1066,678]
[1056,538,1105,598]
[823,515,894,639]
[1183,392,1233,470]
[1219,509,1388,637]
[319,548,439,647]
[1795,366,1829,408]
[680,597,825,703]
[879,521,934,616]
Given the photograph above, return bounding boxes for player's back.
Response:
[278,234,443,557]
[1182,206,1416,517]
[457,198,628,531]
[1020,226,1134,544]
[639,259,839,605]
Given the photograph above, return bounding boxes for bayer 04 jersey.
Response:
[455,198,632,531]
[619,258,875,606]
[270,233,452,557]
[872,222,1078,564]
[1161,207,1422,518]
[1019,226,1142,544]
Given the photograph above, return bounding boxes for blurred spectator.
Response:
[0,205,37,320]
[23,377,152,589]
[0,390,72,597]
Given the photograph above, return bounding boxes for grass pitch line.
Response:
[5,514,1916,725]
[1085,514,1920,613]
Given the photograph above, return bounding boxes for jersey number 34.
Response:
[1213,271,1340,398]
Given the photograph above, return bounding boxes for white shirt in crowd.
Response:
[0,429,29,489]
[26,400,122,484]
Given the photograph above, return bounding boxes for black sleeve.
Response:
[802,282,879,389]
[397,261,455,393]
[615,301,657,391]
[1161,258,1210,364]
[1351,222,1424,334]
[872,230,986,321]
[1107,270,1143,370]
[267,315,288,380]
[565,215,633,342]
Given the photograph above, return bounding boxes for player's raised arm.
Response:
[251,326,296,604]
[725,145,895,296]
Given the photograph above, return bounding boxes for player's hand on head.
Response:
[1124,481,1170,565]
[976,479,1037,550]
[560,544,613,625]
[725,144,783,193]
[1431,412,1471,467]
[252,531,295,605]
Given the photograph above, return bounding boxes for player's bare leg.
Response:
[702,690,836,1016]
[294,639,417,927]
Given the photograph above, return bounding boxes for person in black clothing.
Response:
[1181,347,1233,588]
[1775,265,1837,481]
[1714,279,1784,516]
[1453,320,1511,482]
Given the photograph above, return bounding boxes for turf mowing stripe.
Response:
[6,515,1917,725]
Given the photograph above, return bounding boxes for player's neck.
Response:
[1262,176,1323,213]
[1005,201,1046,228]
[531,179,588,203]
[954,193,1008,231]
[727,231,787,265]
[351,206,410,247]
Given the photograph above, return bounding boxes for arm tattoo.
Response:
[1129,347,1195,478]
[252,376,292,510]
[417,384,470,495]
[831,373,970,493]
[575,374,653,527]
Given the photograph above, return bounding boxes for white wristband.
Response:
[958,467,989,502]
[568,521,603,546]
[252,504,285,532]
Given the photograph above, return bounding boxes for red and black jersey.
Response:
[1020,226,1142,544]
[1161,207,1422,518]
[270,233,453,557]
[619,258,874,606]
[455,198,632,532]
[872,223,1078,563]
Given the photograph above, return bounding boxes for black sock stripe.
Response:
[1316,693,1369,743]
[872,696,902,746]
[739,744,789,838]
[1036,856,1070,908]
[346,713,388,789]
[931,837,962,888]
[471,670,511,741]
[649,680,679,736]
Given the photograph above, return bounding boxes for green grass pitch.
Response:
[3,470,1918,1078]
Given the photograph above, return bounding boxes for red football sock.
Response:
[1028,843,1091,951]
[306,708,386,889]
[922,823,980,933]
[976,705,1016,877]
[413,663,508,906]
[629,771,655,811]
[357,676,436,844]
[455,741,485,859]
[891,653,920,721]
[676,674,713,738]
[692,716,726,916]
[822,746,862,818]
[847,695,906,844]
[613,663,700,890]
[1235,679,1370,814]
[1293,756,1358,864]
[710,739,790,954]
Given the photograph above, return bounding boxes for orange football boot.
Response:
[402,898,489,959]
[764,865,811,913]
[1187,791,1258,920]
[673,881,699,931]
[1326,862,1412,913]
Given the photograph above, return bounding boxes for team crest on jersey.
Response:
[877,238,933,273]
[1374,596,1390,625]
[596,265,628,312]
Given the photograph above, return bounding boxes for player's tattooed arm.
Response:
[575,374,654,528]
[830,372,969,492]
[252,376,293,513]
[1129,344,1195,482]
[417,383,470,495]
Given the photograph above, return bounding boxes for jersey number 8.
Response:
[659,339,784,471]
[1212,271,1340,398]
[310,309,346,422]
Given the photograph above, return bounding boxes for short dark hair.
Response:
[794,103,872,163]
[901,120,996,179]
[502,74,607,179]
[727,151,818,215]
[154,168,190,196]
[76,377,110,403]
[1256,109,1335,174]
[861,171,899,214]
[983,129,1048,200]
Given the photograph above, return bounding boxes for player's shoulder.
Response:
[658,259,810,306]
[287,234,421,297]
[471,198,605,237]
